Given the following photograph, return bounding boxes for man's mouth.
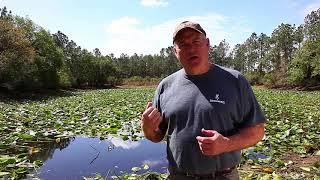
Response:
[188,56,199,61]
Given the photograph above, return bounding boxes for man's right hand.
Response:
[141,102,163,142]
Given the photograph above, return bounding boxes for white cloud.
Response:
[109,137,140,149]
[142,159,165,167]
[103,14,252,57]
[140,0,168,7]
[106,16,140,34]
[303,3,320,16]
[286,0,320,17]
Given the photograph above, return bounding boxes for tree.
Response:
[304,8,320,41]
[0,16,35,89]
[231,44,247,72]
[33,28,64,88]
[0,6,12,19]
[294,25,304,49]
[270,23,295,72]
[257,33,271,73]
[244,33,259,72]
[160,46,180,77]
[53,31,69,49]
[209,39,231,67]
[289,8,320,86]
[93,48,102,58]
[289,39,320,86]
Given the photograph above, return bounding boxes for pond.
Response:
[28,137,167,179]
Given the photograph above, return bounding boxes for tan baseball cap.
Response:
[173,21,206,43]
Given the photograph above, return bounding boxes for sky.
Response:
[1,0,320,57]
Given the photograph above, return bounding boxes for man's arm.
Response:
[227,123,265,152]
[141,102,165,143]
[196,123,265,156]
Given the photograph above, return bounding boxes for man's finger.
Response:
[142,106,154,119]
[154,114,162,126]
[145,102,152,110]
[200,143,213,149]
[201,129,216,137]
[153,113,161,122]
[148,108,159,119]
[196,136,213,144]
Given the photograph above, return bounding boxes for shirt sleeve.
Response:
[238,74,266,128]
[152,83,168,134]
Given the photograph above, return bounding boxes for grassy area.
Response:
[0,87,319,179]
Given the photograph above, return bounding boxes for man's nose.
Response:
[188,43,197,53]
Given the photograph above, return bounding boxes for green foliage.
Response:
[33,28,64,89]
[288,8,320,87]
[289,39,320,86]
[245,33,260,72]
[1,6,320,91]
[113,51,180,79]
[209,39,231,67]
[245,71,264,85]
[57,65,73,88]
[270,23,296,72]
[263,73,277,87]
[106,76,123,86]
[0,17,35,89]
[231,44,247,72]
[304,8,320,41]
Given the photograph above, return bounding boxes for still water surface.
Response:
[31,137,167,179]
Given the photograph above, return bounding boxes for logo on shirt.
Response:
[209,94,225,104]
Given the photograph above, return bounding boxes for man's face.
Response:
[173,28,210,75]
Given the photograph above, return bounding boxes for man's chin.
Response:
[188,59,201,67]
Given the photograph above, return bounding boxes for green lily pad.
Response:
[17,133,34,140]
[0,156,16,166]
[16,167,28,174]
[0,172,10,177]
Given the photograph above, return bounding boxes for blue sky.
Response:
[1,0,319,57]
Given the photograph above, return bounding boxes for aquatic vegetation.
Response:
[0,87,319,179]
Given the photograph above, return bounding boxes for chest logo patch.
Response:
[209,94,225,104]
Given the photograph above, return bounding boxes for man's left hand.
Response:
[196,129,230,156]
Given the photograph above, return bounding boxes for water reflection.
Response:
[110,137,140,149]
[29,137,75,163]
[31,137,167,179]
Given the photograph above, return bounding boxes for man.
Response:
[141,21,266,180]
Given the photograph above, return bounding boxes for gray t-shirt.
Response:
[153,64,266,174]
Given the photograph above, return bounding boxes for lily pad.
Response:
[0,172,10,177]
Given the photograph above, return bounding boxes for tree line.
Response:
[0,6,319,91]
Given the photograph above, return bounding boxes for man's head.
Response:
[173,21,206,43]
[173,21,210,75]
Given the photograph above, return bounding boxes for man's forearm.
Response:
[226,123,265,152]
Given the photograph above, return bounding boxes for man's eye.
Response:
[193,40,201,45]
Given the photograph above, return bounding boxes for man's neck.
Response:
[184,63,213,75]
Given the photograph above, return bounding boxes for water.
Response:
[30,137,167,179]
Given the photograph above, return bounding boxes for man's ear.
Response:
[172,46,178,57]
[206,38,210,47]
